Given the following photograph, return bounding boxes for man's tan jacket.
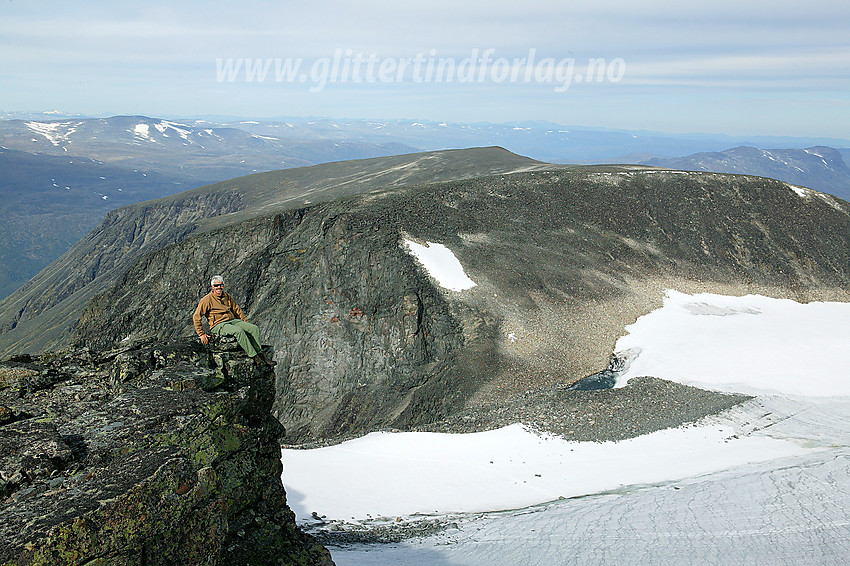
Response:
[192,291,246,336]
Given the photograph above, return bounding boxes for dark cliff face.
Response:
[0,147,545,356]
[0,190,245,356]
[0,337,334,566]
[71,206,479,441]
[67,164,850,442]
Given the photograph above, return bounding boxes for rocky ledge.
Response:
[0,337,334,566]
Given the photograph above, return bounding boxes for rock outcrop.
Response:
[0,337,334,566]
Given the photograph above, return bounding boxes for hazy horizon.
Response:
[2,1,848,140]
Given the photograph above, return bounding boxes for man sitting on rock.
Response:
[193,275,276,368]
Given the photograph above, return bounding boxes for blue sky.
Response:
[2,0,848,138]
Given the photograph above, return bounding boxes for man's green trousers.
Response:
[211,318,262,358]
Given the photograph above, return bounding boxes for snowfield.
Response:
[281,291,850,565]
[615,290,850,397]
[403,239,477,291]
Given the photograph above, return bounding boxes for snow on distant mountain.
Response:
[0,116,418,181]
[0,115,418,299]
[9,116,302,160]
[23,120,82,148]
[642,145,850,201]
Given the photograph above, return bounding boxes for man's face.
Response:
[212,282,224,297]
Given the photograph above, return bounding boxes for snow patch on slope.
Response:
[404,239,476,291]
[132,123,152,140]
[788,184,812,197]
[25,121,80,146]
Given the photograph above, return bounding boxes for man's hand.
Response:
[200,334,209,345]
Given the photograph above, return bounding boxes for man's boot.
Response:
[259,351,277,367]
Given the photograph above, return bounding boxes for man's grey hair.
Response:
[210,275,224,286]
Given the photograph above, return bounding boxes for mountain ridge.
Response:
[4,114,848,302]
[0,147,548,356]
[76,165,850,441]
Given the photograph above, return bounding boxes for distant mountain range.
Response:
[0,115,416,182]
[641,146,850,202]
[5,109,849,159]
[2,113,849,299]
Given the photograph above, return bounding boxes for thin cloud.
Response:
[1,0,847,137]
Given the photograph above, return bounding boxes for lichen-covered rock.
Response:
[0,338,334,566]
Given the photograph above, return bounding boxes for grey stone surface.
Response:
[0,338,333,566]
